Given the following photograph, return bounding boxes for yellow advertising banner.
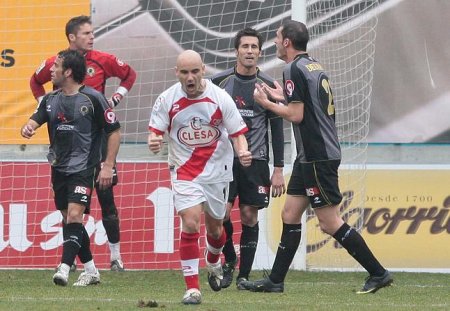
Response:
[267,165,450,271]
[0,0,89,144]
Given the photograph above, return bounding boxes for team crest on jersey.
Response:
[86,66,95,77]
[178,117,221,148]
[285,80,295,96]
[80,105,89,116]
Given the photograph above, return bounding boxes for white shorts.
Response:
[171,180,229,220]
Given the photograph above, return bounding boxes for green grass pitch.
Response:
[0,270,448,310]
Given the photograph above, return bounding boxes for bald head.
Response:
[176,49,203,68]
[175,50,206,98]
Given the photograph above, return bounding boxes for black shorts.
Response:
[51,167,96,213]
[228,159,271,209]
[287,159,342,209]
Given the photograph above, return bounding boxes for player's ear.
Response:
[68,33,76,42]
[283,39,289,47]
[64,68,72,78]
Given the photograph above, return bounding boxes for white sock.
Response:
[109,242,121,261]
[83,260,97,274]
[59,263,70,276]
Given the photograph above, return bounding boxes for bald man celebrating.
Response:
[148,50,252,305]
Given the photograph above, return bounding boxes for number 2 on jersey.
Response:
[321,78,335,116]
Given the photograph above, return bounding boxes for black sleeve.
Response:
[289,66,308,104]
[210,75,222,87]
[92,93,121,134]
[30,94,49,125]
[269,115,284,167]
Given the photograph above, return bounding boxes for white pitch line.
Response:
[286,281,448,288]
[9,297,134,303]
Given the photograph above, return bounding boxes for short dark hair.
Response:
[57,49,86,84]
[281,20,309,51]
[234,27,264,51]
[65,15,91,39]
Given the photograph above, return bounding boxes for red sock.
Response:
[180,231,200,290]
[206,229,226,264]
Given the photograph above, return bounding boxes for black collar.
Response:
[293,52,308,61]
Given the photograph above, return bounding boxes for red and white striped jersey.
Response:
[149,79,248,183]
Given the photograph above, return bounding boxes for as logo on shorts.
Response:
[74,186,91,195]
[306,187,320,197]
[258,186,269,195]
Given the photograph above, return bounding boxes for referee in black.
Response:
[243,20,393,294]
[21,49,121,286]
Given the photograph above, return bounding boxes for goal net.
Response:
[304,0,379,270]
[0,0,378,271]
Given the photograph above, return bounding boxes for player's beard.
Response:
[51,77,62,88]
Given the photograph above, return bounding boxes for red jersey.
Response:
[30,49,136,99]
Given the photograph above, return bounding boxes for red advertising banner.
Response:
[2,162,449,271]
[0,162,189,269]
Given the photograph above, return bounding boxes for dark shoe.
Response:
[236,277,249,290]
[357,270,393,294]
[241,272,284,293]
[206,260,223,292]
[110,259,125,272]
[221,258,238,288]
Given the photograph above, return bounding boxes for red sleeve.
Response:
[120,65,136,91]
[102,52,136,91]
[229,127,249,138]
[149,126,165,135]
[29,56,55,100]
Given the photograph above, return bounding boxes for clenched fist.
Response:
[148,134,163,154]
[238,150,252,167]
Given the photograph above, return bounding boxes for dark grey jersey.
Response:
[211,67,284,166]
[31,85,120,174]
[283,54,341,162]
